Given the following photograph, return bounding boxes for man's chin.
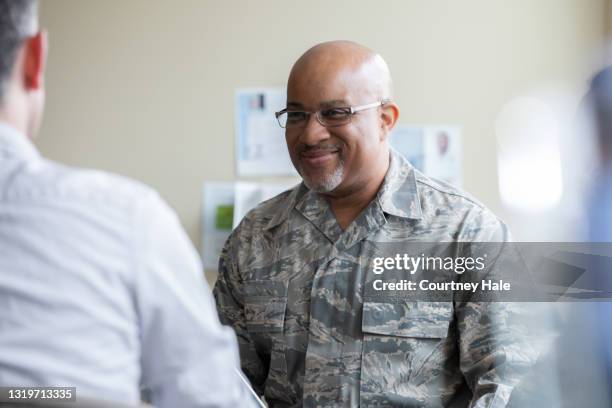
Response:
[298,161,345,193]
[302,174,343,193]
[305,182,335,194]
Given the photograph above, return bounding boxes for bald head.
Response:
[288,41,393,102]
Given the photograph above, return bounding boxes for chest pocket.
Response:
[244,280,288,333]
[362,300,452,338]
[360,300,455,406]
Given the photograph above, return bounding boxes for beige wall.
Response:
[603,0,612,50]
[38,0,605,254]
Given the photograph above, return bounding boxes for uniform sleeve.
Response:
[455,208,539,408]
[213,229,268,396]
[133,191,255,408]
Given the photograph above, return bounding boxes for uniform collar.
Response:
[264,183,305,230]
[294,186,343,243]
[376,148,423,220]
[0,122,40,162]
[264,148,423,231]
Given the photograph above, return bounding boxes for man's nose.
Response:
[298,114,330,146]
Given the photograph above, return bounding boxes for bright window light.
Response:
[496,97,563,212]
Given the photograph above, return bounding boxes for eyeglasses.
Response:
[274,100,391,129]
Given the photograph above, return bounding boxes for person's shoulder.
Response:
[232,185,299,236]
[414,169,486,211]
[220,185,299,267]
[21,158,160,210]
[413,169,507,240]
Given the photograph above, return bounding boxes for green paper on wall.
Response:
[215,205,234,230]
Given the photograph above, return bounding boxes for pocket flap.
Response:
[362,301,452,338]
[244,280,288,299]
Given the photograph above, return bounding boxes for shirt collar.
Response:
[293,185,343,243]
[376,148,423,220]
[264,183,306,230]
[0,122,40,162]
[263,148,423,231]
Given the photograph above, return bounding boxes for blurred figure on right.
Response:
[587,67,612,242]
[585,66,612,397]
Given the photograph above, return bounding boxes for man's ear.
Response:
[379,102,399,140]
[23,30,48,91]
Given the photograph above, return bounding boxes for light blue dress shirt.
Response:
[0,123,252,407]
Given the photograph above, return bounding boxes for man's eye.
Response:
[321,108,349,119]
[287,111,308,122]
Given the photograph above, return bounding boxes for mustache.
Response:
[297,143,342,155]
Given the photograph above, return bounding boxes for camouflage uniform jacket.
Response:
[214,150,532,407]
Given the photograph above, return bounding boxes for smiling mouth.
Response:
[299,149,338,166]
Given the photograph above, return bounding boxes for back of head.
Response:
[0,0,38,106]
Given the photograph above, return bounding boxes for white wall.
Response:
[38,0,606,255]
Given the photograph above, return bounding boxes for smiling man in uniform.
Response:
[214,40,532,407]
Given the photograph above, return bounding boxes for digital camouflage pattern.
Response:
[213,150,536,407]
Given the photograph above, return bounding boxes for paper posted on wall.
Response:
[201,183,235,271]
[389,125,462,187]
[235,87,297,177]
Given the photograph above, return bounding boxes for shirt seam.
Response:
[415,178,485,209]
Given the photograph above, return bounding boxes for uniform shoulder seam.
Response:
[415,178,485,210]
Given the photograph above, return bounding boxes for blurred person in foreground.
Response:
[214,40,536,407]
[0,1,253,407]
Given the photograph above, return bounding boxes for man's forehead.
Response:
[287,49,391,108]
[286,83,357,109]
[287,66,375,108]
[289,58,371,88]
[286,99,350,109]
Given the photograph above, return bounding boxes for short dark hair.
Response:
[0,0,38,102]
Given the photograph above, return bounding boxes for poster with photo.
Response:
[389,125,462,187]
[235,87,297,177]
